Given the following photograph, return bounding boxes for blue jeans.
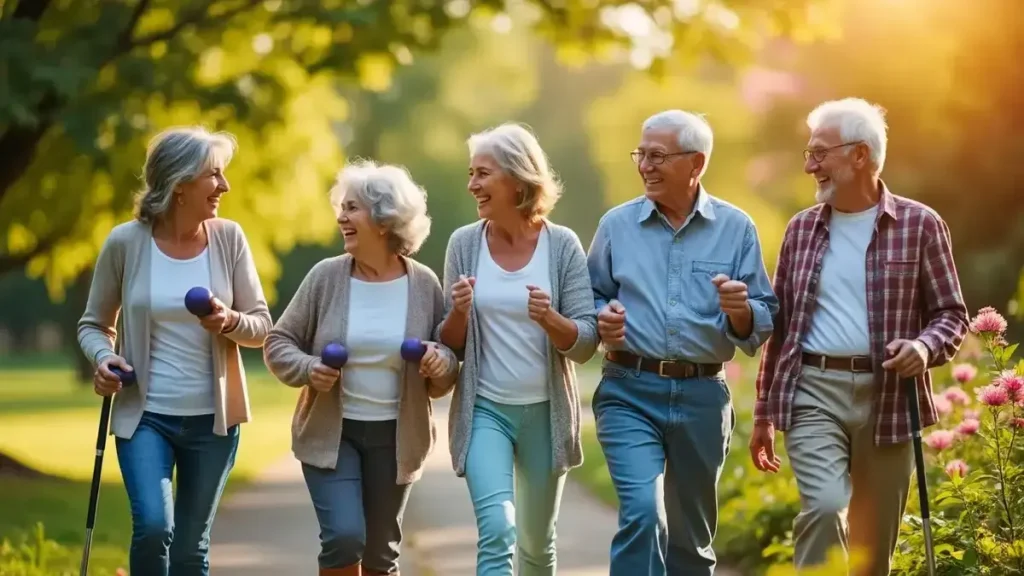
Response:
[464,397,565,576]
[115,411,239,576]
[593,362,735,576]
[301,419,413,572]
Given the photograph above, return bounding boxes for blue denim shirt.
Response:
[586,188,779,364]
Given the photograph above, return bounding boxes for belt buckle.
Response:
[819,355,827,371]
[658,360,670,378]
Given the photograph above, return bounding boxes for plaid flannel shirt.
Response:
[754,183,969,445]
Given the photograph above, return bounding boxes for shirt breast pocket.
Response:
[685,260,732,317]
[884,258,920,298]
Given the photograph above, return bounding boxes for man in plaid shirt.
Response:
[750,98,969,574]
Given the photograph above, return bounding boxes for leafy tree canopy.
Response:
[0,0,827,303]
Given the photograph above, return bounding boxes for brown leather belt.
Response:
[606,351,723,379]
[802,352,873,373]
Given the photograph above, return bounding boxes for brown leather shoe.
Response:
[362,571,396,576]
[320,565,361,576]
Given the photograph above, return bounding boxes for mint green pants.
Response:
[464,396,566,576]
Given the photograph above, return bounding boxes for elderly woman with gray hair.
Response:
[264,159,460,576]
[438,123,599,576]
[77,126,272,576]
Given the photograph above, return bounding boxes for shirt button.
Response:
[668,328,677,335]
[669,299,677,306]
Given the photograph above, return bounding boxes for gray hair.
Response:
[806,97,888,175]
[641,110,714,178]
[329,159,431,256]
[134,126,237,224]
[467,123,562,221]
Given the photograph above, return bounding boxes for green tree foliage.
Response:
[0,0,828,303]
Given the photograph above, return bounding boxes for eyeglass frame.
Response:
[630,149,698,165]
[802,141,864,163]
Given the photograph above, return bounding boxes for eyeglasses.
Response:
[803,141,863,163]
[630,150,697,165]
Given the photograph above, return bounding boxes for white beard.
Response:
[815,165,853,205]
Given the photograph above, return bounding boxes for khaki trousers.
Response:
[783,365,914,575]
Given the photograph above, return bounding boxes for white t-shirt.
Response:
[342,275,409,421]
[802,204,879,356]
[475,226,551,405]
[146,239,216,416]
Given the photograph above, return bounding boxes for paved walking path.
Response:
[211,395,737,575]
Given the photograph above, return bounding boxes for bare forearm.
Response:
[439,310,468,351]
[541,311,579,351]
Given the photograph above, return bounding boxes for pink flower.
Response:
[970,306,1008,335]
[951,363,978,384]
[995,371,1024,402]
[978,385,1011,407]
[924,430,956,451]
[1014,418,1024,429]
[956,418,980,436]
[943,386,971,406]
[964,409,981,420]
[932,393,953,415]
[945,459,969,479]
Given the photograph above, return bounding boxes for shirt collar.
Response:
[813,179,897,229]
[638,184,717,224]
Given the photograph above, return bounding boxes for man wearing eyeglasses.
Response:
[750,98,968,574]
[586,109,778,575]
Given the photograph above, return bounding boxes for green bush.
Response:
[0,522,124,576]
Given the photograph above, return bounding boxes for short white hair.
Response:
[329,159,431,256]
[134,126,236,224]
[806,98,888,174]
[467,123,562,221]
[641,110,714,178]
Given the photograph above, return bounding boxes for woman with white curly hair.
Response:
[264,159,460,576]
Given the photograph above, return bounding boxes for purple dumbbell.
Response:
[184,286,214,317]
[109,367,137,387]
[322,342,349,369]
[400,338,427,362]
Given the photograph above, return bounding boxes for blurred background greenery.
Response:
[0,0,1020,573]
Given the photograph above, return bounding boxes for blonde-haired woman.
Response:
[264,159,460,576]
[78,126,272,576]
[438,123,599,575]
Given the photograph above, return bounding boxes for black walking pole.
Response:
[80,367,136,576]
[903,376,937,576]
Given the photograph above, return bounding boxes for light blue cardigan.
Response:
[437,219,600,477]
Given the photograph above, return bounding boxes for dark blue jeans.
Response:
[301,419,413,573]
[593,362,735,576]
[115,411,239,576]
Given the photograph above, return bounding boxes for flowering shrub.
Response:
[893,306,1024,575]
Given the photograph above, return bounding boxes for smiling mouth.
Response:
[816,177,831,185]
[644,178,663,186]
[475,195,491,207]
[342,228,356,238]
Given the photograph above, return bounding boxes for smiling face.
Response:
[804,125,862,205]
[337,190,388,257]
[468,153,521,222]
[176,158,229,221]
[635,127,702,202]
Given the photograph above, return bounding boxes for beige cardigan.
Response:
[77,218,273,438]
[263,254,460,484]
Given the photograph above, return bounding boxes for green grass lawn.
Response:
[0,358,298,575]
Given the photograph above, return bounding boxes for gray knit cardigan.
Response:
[437,219,600,477]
